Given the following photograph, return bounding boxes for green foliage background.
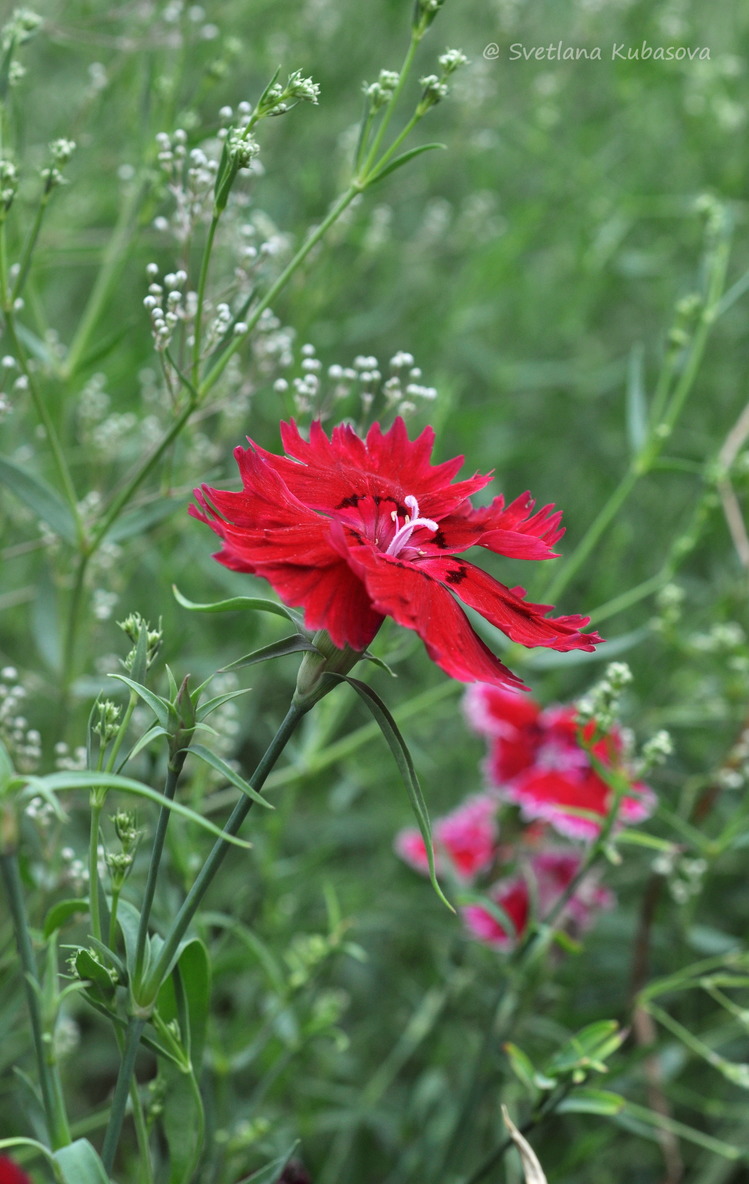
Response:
[1,0,749,1181]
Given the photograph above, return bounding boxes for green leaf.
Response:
[157,938,211,1074]
[189,743,273,809]
[109,674,170,728]
[368,142,446,184]
[173,584,304,628]
[195,687,252,721]
[43,897,89,939]
[504,1042,541,1099]
[546,1020,625,1076]
[159,1063,205,1184]
[0,454,78,543]
[626,342,648,453]
[556,1087,625,1116]
[72,948,118,1002]
[334,675,452,911]
[22,770,253,847]
[53,1138,112,1183]
[220,634,318,672]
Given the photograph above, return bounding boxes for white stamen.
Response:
[385,493,438,557]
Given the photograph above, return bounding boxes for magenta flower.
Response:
[191,418,602,688]
[395,794,499,881]
[461,849,614,950]
[465,684,654,839]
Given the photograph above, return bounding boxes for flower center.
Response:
[385,494,438,558]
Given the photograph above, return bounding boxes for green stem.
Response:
[191,213,220,387]
[199,186,361,398]
[0,850,72,1149]
[106,690,139,774]
[358,31,420,180]
[91,398,198,550]
[88,797,104,944]
[143,701,306,998]
[112,1025,153,1184]
[100,1015,147,1174]
[55,550,91,743]
[543,465,639,604]
[98,702,305,1170]
[12,190,50,302]
[133,752,186,986]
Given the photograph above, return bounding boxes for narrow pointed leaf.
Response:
[369,142,446,184]
[557,1087,625,1116]
[22,771,253,846]
[334,675,452,911]
[109,674,170,727]
[189,743,273,809]
[173,584,304,627]
[196,687,252,719]
[220,634,318,672]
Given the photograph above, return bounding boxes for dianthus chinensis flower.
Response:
[191,418,602,688]
[395,794,499,881]
[465,684,654,838]
[461,850,614,950]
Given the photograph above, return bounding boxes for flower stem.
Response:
[132,751,187,986]
[99,701,306,1168]
[191,212,220,387]
[198,187,361,398]
[358,31,421,181]
[143,701,306,997]
[100,1015,147,1174]
[88,796,104,944]
[0,850,71,1149]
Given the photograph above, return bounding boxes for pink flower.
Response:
[461,849,614,950]
[465,685,654,839]
[191,418,602,688]
[395,794,499,881]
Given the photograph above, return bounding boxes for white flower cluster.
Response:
[576,662,633,733]
[154,129,218,242]
[275,345,438,423]
[143,262,196,352]
[0,666,40,772]
[362,68,400,114]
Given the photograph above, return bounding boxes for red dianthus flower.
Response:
[464,685,654,838]
[191,418,602,688]
[0,1157,32,1184]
